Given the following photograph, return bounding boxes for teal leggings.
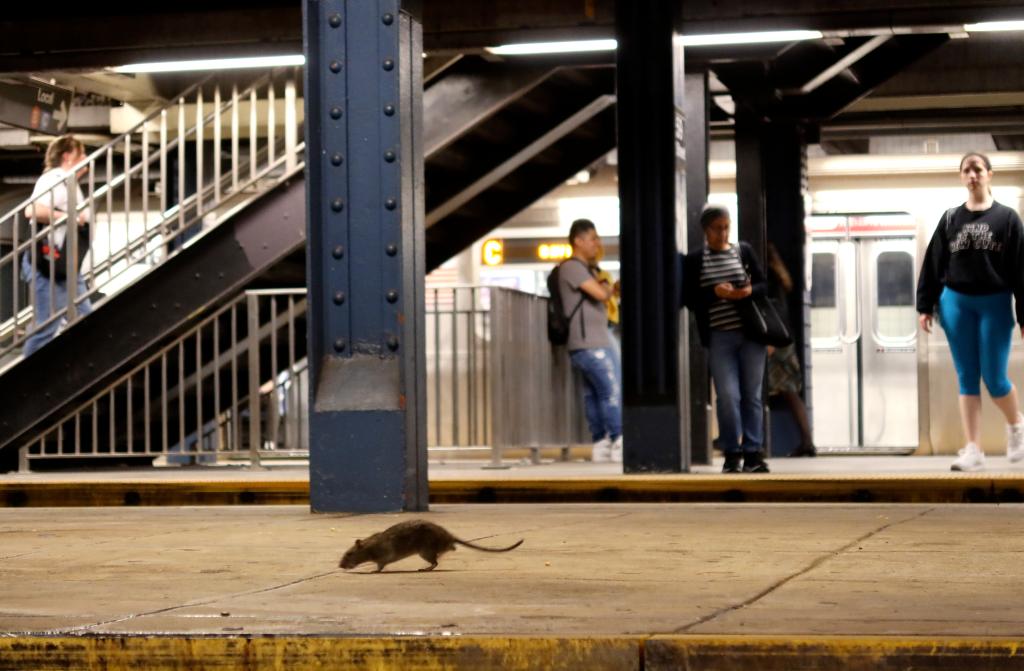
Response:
[938,287,1015,397]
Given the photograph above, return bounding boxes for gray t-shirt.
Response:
[557,258,612,351]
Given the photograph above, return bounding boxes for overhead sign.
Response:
[479,238,619,265]
[0,80,73,135]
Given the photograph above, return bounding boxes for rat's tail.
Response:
[455,538,524,553]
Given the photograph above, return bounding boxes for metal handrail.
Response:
[17,286,589,468]
[0,68,304,359]
[20,289,309,467]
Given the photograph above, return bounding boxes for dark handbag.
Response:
[33,228,88,281]
[738,294,793,347]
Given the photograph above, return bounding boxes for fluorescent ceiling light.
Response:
[485,39,618,55]
[487,30,822,55]
[676,30,822,46]
[963,20,1024,32]
[111,54,305,74]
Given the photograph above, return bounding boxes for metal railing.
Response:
[20,289,308,467]
[0,68,305,360]
[487,288,588,463]
[426,287,491,450]
[18,286,587,468]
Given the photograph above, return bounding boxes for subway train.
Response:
[807,210,1022,457]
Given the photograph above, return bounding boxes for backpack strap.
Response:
[561,257,591,341]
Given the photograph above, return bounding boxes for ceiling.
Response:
[1,0,1023,182]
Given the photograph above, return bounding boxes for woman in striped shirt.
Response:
[682,205,770,473]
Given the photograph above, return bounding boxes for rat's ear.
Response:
[355,539,363,547]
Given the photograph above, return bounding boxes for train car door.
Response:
[808,214,918,453]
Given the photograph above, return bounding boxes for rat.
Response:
[338,519,524,572]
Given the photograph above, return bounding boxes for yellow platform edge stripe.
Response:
[1,635,1021,671]
[1,476,1023,506]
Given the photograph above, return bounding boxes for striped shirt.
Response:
[700,245,747,331]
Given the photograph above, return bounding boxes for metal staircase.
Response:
[0,57,614,469]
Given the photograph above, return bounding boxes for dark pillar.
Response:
[735,110,766,266]
[683,71,710,465]
[735,113,812,454]
[616,0,686,472]
[304,0,427,512]
[763,124,811,421]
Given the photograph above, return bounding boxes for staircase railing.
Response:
[17,286,590,470]
[20,288,308,469]
[0,67,305,361]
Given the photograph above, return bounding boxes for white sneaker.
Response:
[609,436,623,463]
[1007,414,1024,463]
[951,443,985,472]
[592,437,612,463]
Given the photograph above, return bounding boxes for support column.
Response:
[764,124,811,439]
[734,112,812,455]
[616,0,686,472]
[735,110,766,266]
[304,0,427,512]
[683,71,711,465]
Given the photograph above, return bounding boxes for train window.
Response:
[876,251,915,339]
[810,253,838,338]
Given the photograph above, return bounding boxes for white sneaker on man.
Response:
[950,443,985,472]
[609,436,623,463]
[592,437,613,463]
[1007,414,1024,463]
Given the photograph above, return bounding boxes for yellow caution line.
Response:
[1,635,1022,670]
[0,635,642,671]
[2,475,1024,506]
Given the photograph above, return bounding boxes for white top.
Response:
[30,167,86,248]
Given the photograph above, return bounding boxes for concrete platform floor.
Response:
[3,503,1024,669]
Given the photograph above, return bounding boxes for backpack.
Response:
[546,258,587,345]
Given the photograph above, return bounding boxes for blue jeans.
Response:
[21,254,93,357]
[708,329,766,455]
[939,287,1015,397]
[569,346,622,441]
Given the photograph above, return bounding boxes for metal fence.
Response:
[19,286,587,468]
[487,287,588,463]
[0,68,304,360]
[20,289,308,468]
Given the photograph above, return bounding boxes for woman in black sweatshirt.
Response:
[916,152,1024,471]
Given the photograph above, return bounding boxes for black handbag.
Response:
[738,294,793,347]
[33,229,88,281]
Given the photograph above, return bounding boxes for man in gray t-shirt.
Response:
[557,219,623,463]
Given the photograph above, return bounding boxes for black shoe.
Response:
[722,454,742,473]
[789,443,817,458]
[742,453,770,473]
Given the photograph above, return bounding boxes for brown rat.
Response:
[338,519,524,572]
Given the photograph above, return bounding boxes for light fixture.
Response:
[487,30,822,56]
[485,39,618,56]
[111,54,305,74]
[963,20,1024,32]
[676,30,823,46]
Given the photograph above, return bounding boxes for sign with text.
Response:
[0,80,73,135]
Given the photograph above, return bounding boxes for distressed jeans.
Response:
[708,328,766,455]
[21,254,92,357]
[569,346,622,441]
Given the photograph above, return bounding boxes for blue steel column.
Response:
[616,0,687,472]
[303,0,427,512]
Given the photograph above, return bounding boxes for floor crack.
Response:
[672,507,936,633]
[53,569,340,634]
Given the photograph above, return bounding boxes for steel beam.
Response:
[683,71,710,466]
[423,59,554,157]
[616,0,686,472]
[304,0,427,512]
